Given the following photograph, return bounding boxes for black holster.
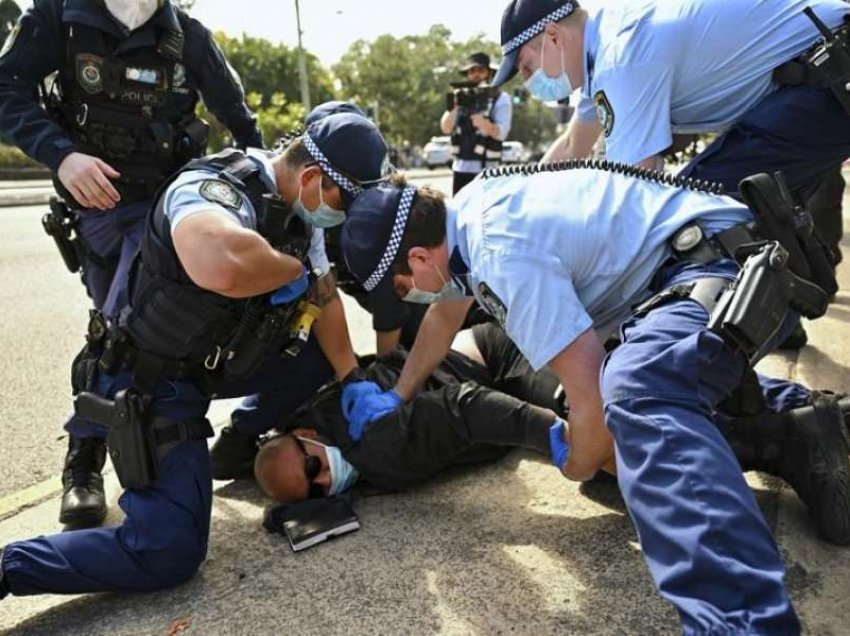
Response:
[708,241,829,362]
[74,387,214,489]
[75,388,155,489]
[42,196,85,274]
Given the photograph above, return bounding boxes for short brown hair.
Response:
[387,173,448,276]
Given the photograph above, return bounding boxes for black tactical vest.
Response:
[450,95,503,166]
[55,18,206,203]
[124,149,311,390]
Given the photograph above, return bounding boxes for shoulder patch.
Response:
[0,22,21,59]
[594,90,614,137]
[478,282,507,326]
[199,179,242,210]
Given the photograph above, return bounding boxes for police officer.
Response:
[0,0,263,528]
[440,52,513,194]
[492,0,850,196]
[337,164,850,632]
[209,99,415,480]
[0,112,389,597]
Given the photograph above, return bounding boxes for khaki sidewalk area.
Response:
[1,224,850,635]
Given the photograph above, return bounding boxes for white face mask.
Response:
[524,35,573,102]
[104,0,161,31]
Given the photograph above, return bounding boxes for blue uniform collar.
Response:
[445,203,473,294]
[582,9,601,96]
[62,0,182,42]
[246,148,279,194]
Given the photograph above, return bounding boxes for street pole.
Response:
[294,0,311,112]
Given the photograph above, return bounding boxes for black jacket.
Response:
[0,0,261,175]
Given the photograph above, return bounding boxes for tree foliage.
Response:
[333,24,557,149]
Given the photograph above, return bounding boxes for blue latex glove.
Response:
[341,380,383,421]
[346,389,403,441]
[549,418,570,471]
[270,266,309,305]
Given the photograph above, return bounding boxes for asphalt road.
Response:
[0,172,452,502]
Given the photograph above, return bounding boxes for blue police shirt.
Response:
[446,169,752,370]
[454,91,514,174]
[576,0,849,165]
[164,148,330,274]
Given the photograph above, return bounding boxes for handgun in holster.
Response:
[738,171,838,299]
[708,241,829,363]
[41,196,85,274]
[74,388,156,489]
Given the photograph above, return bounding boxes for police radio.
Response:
[802,8,850,114]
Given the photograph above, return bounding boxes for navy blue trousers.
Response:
[5,339,331,594]
[601,259,806,634]
[680,85,850,200]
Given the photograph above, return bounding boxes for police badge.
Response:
[594,90,614,137]
[76,54,104,94]
[199,180,242,211]
[478,282,507,326]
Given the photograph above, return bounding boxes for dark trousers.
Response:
[5,338,332,595]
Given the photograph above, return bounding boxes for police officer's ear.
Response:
[298,164,323,190]
[406,246,434,269]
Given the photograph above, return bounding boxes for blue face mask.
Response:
[296,436,359,495]
[403,265,467,304]
[524,36,572,102]
[293,177,347,229]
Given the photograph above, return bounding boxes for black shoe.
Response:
[780,395,850,545]
[777,322,808,350]
[59,436,107,528]
[210,426,259,481]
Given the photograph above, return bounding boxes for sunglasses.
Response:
[294,437,325,499]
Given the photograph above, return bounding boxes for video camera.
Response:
[446,80,498,114]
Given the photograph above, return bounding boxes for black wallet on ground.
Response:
[263,495,360,552]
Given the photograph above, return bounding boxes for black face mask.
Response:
[257,193,311,260]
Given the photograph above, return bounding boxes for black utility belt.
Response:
[668,222,758,265]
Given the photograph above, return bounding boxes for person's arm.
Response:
[541,116,603,162]
[474,91,512,141]
[636,154,664,171]
[183,17,263,149]
[312,292,358,381]
[394,298,473,400]
[172,210,303,297]
[546,328,615,481]
[440,108,458,135]
[376,329,401,356]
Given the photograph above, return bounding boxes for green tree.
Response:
[0,0,21,46]
[333,24,557,150]
[200,32,334,150]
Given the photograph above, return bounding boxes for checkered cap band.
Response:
[501,3,576,55]
[363,186,416,291]
[302,132,363,198]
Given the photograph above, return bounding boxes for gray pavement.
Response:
[0,174,849,634]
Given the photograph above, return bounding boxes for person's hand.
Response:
[57,152,121,211]
[345,389,403,441]
[341,380,382,421]
[469,113,489,133]
[549,418,570,473]
[270,266,309,305]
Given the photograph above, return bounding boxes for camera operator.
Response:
[440,52,512,194]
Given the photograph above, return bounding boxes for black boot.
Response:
[59,436,107,528]
[777,322,808,350]
[210,426,259,480]
[725,394,850,545]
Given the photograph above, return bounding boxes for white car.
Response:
[423,136,452,169]
[501,141,525,164]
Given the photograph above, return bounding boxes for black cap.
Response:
[305,100,367,127]
[492,0,579,87]
[459,51,498,75]
[340,182,418,293]
[302,112,390,201]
